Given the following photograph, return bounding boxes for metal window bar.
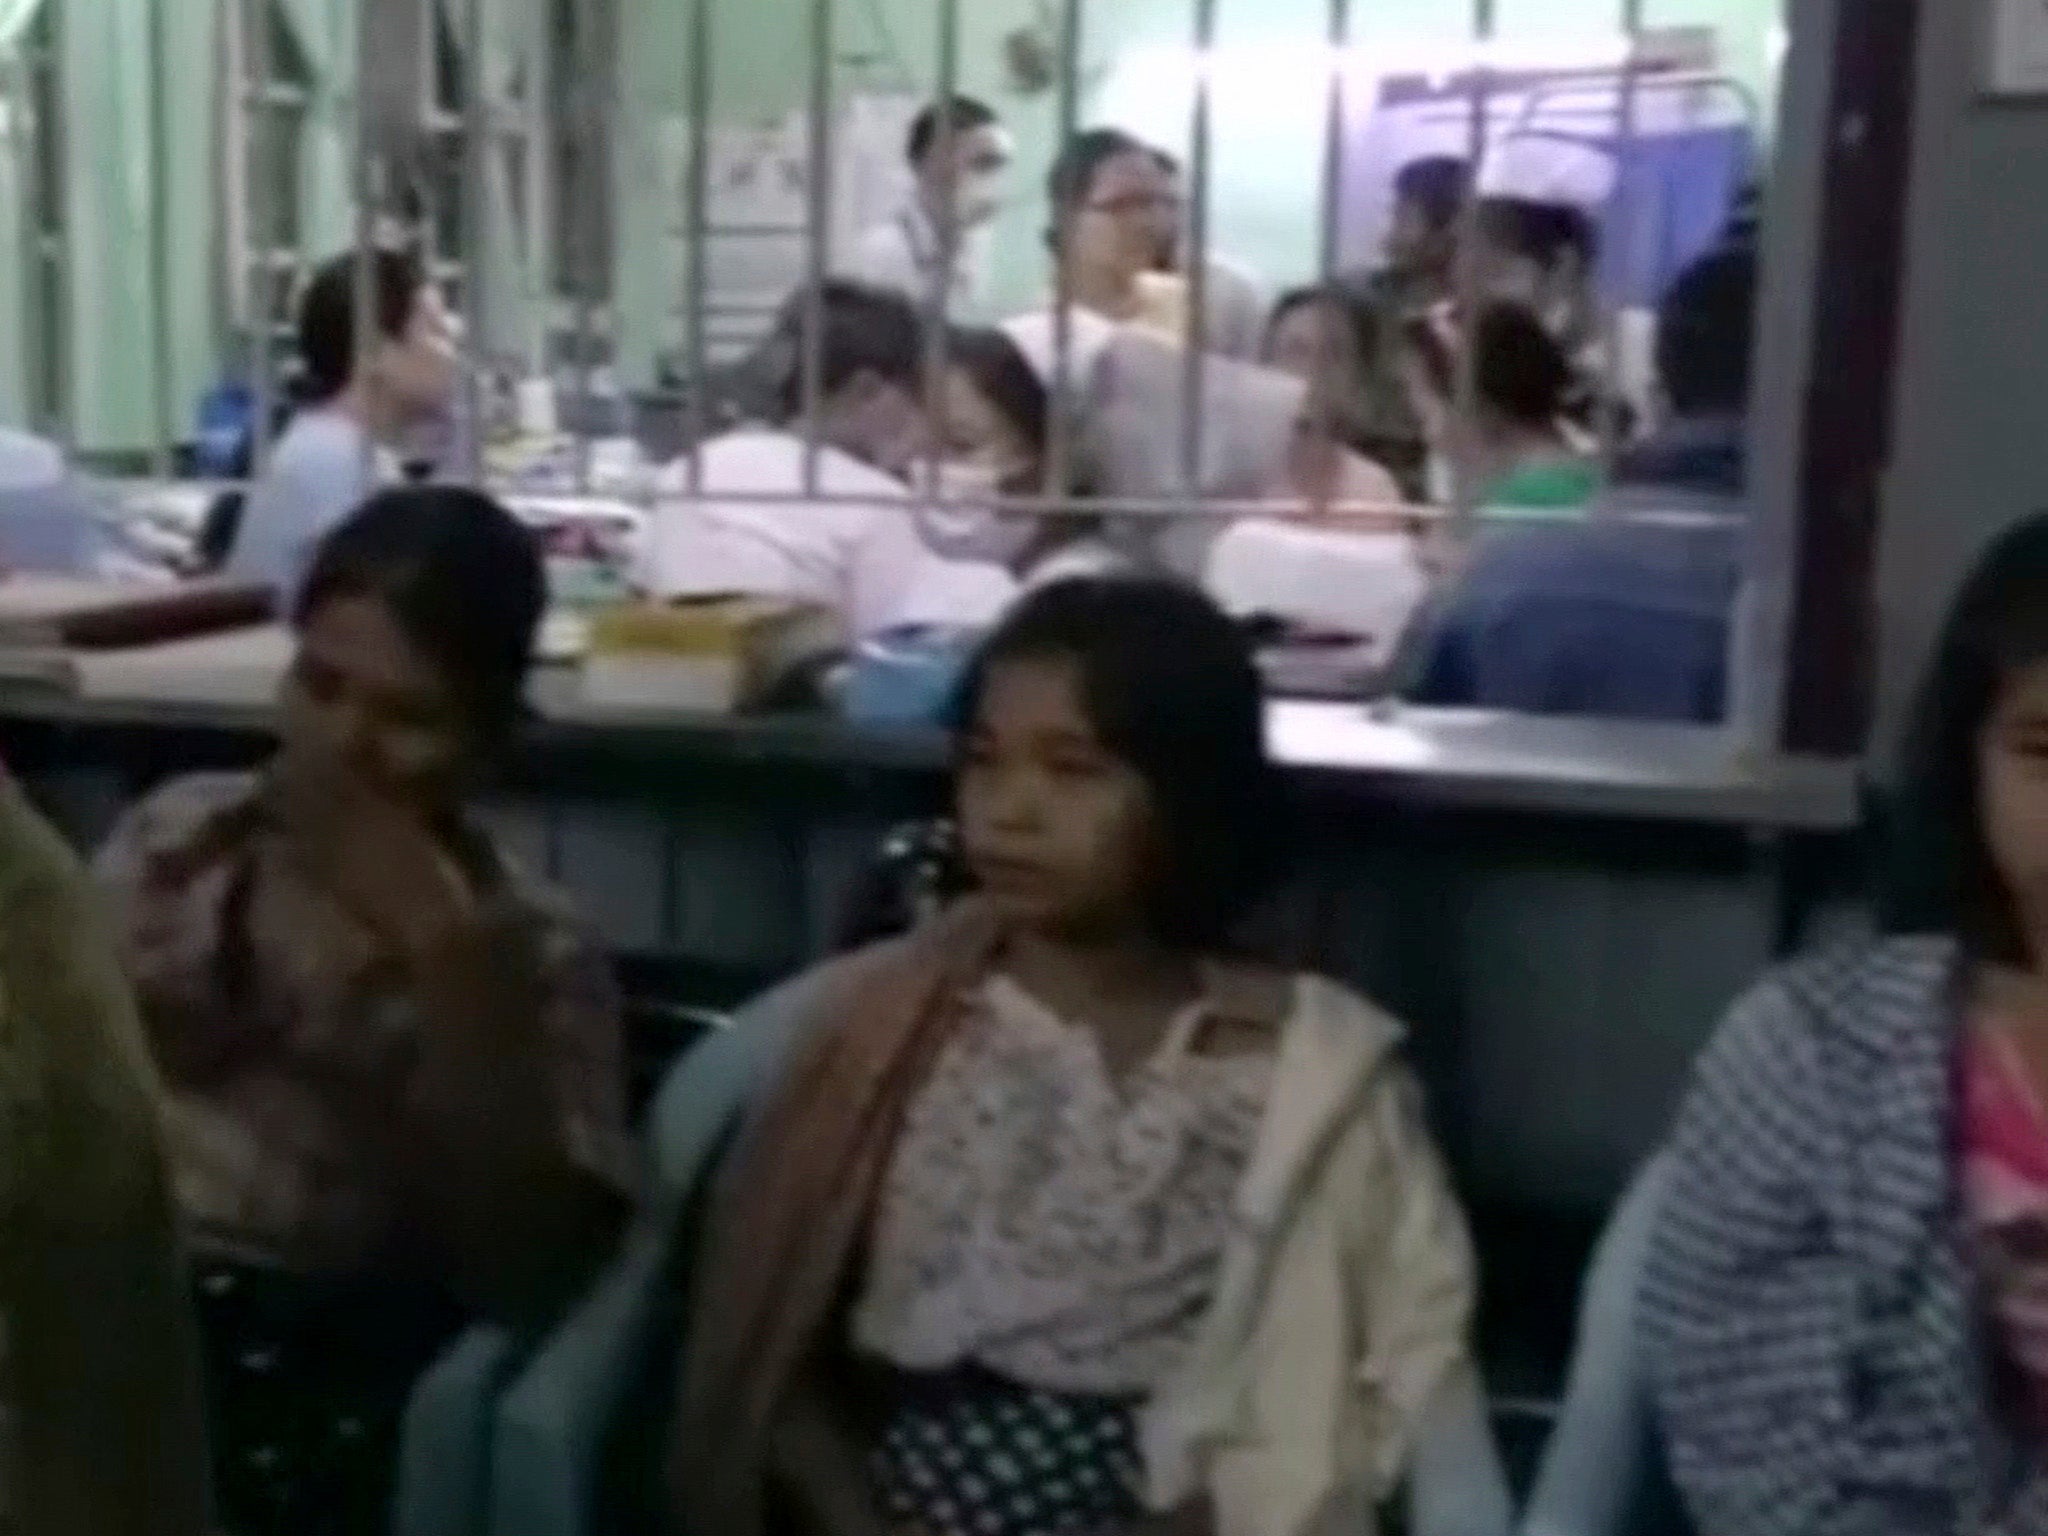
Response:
[1176,0,1216,502]
[1308,0,1352,468]
[523,0,553,379]
[798,0,833,496]
[569,0,604,492]
[1043,0,1083,504]
[265,0,1766,619]
[245,0,279,474]
[352,0,383,493]
[1599,0,1645,484]
[4,43,40,433]
[458,0,488,483]
[1446,0,1498,543]
[146,0,173,477]
[681,0,712,495]
[918,0,960,512]
[28,7,65,451]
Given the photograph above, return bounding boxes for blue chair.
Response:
[393,952,1517,1536]
[1521,1154,1694,1536]
[391,971,828,1536]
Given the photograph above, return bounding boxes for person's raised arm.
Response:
[266,756,633,1329]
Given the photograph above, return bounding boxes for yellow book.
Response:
[582,596,841,714]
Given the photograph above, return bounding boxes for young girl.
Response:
[675,577,1496,1536]
[1401,302,1597,517]
[1642,514,2048,1533]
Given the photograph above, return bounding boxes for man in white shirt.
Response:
[641,281,941,639]
[228,248,457,598]
[849,97,1013,321]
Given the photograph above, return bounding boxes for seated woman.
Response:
[97,487,632,1530]
[918,325,1125,590]
[229,248,458,597]
[1041,129,1181,334]
[674,577,1493,1536]
[1641,514,2048,1532]
[1261,285,1411,518]
[1402,301,1598,516]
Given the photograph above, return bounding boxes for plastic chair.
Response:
[1520,1153,1693,1536]
[390,971,826,1536]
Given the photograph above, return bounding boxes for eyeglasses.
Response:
[1083,192,1184,219]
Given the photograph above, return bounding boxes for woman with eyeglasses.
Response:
[1040,130,1179,330]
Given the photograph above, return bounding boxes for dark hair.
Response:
[952,577,1279,946]
[1394,156,1472,234]
[907,96,999,167]
[293,486,544,742]
[947,326,1048,458]
[766,280,925,421]
[1046,128,1150,228]
[297,248,428,404]
[1476,196,1599,272]
[1265,284,1383,382]
[1886,515,2048,960]
[1472,301,1573,430]
[1656,245,1758,417]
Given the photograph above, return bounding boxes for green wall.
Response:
[614,0,1785,385]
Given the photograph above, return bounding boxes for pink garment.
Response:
[1959,1017,2048,1424]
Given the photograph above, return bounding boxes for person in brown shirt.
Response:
[96,486,633,1531]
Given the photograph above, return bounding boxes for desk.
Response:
[0,645,1860,1216]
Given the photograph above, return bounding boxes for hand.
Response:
[259,750,475,958]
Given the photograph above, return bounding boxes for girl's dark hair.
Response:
[297,248,428,404]
[948,326,1049,458]
[1476,196,1599,271]
[1394,156,1473,235]
[952,576,1279,947]
[294,486,544,742]
[1885,514,2048,959]
[1045,128,1150,249]
[1472,301,1573,430]
[766,280,925,421]
[1265,285,1383,387]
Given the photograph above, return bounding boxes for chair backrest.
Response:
[830,820,966,955]
[587,970,832,1534]
[1522,1152,1694,1536]
[193,488,249,574]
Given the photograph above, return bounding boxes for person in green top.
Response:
[1407,300,1599,519]
[0,766,212,1534]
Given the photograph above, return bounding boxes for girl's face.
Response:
[278,592,473,813]
[956,655,1160,941]
[1981,657,2048,941]
[1267,301,1340,386]
[940,365,1037,485]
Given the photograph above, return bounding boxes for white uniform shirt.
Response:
[227,407,400,596]
[641,428,930,639]
[848,200,985,316]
